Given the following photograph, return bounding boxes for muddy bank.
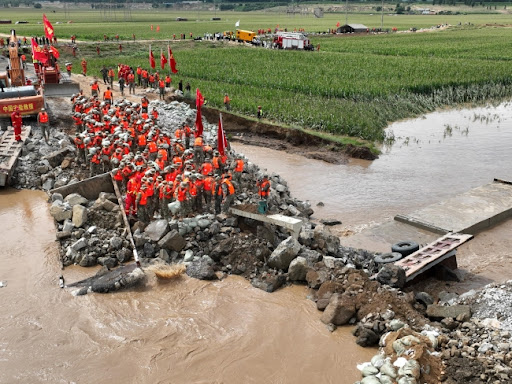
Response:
[178,97,377,163]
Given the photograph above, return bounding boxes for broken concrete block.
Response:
[158,230,186,252]
[72,205,88,228]
[426,304,471,320]
[268,236,301,271]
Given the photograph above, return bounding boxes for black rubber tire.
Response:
[391,241,420,257]
[374,252,402,264]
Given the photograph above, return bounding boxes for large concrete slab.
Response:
[395,179,512,235]
[49,173,113,200]
[340,220,439,253]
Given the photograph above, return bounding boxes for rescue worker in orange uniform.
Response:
[159,180,174,220]
[193,134,204,166]
[202,173,214,212]
[91,80,100,97]
[158,78,165,100]
[221,174,235,213]
[81,58,87,76]
[136,184,149,222]
[224,93,230,111]
[11,107,22,142]
[141,96,149,113]
[175,181,190,217]
[89,148,101,177]
[73,133,86,164]
[103,86,113,105]
[257,174,271,200]
[125,176,140,217]
[37,108,50,143]
[65,62,72,76]
[233,155,244,186]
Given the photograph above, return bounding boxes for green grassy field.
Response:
[2,6,512,141]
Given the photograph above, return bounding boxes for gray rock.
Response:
[79,255,96,267]
[62,219,74,232]
[313,225,340,255]
[197,219,211,229]
[323,256,344,269]
[144,219,170,242]
[42,178,55,191]
[288,256,308,281]
[477,342,494,353]
[354,327,380,347]
[321,293,356,326]
[72,205,88,228]
[251,274,287,293]
[320,219,342,226]
[143,242,155,258]
[98,257,118,269]
[268,236,301,270]
[64,193,88,207]
[51,193,63,202]
[389,319,406,331]
[438,291,459,306]
[426,304,471,320]
[109,236,123,250]
[116,248,133,263]
[158,249,171,263]
[415,291,434,306]
[158,230,186,252]
[186,257,216,280]
[377,264,406,288]
[42,147,73,168]
[50,201,72,222]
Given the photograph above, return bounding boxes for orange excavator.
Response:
[0,29,45,118]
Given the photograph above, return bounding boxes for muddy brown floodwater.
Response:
[0,189,375,383]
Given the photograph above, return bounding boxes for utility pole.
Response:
[381,0,384,30]
[345,0,348,25]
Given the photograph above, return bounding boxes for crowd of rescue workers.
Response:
[69,92,271,223]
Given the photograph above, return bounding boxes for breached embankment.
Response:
[7,96,512,384]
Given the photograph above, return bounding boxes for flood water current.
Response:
[2,102,512,383]
[0,189,374,383]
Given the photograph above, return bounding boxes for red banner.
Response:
[149,45,155,69]
[31,38,48,64]
[168,45,178,74]
[217,114,227,156]
[43,14,54,40]
[160,48,167,70]
[50,45,59,59]
[196,88,204,108]
[195,88,204,137]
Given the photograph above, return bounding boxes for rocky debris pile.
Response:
[12,128,81,190]
[51,192,130,268]
[355,327,442,384]
[457,280,512,331]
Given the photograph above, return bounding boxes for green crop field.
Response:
[2,6,512,142]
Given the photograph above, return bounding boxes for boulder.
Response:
[267,236,301,271]
[251,274,287,293]
[64,193,88,207]
[79,255,97,267]
[42,147,73,168]
[288,256,308,281]
[377,264,406,288]
[316,281,344,310]
[116,248,133,263]
[50,201,72,222]
[313,225,340,255]
[186,257,217,280]
[42,178,54,191]
[306,269,328,290]
[72,205,88,228]
[62,219,74,233]
[158,230,186,252]
[426,304,471,320]
[109,236,123,250]
[144,219,169,242]
[354,327,380,347]
[321,293,356,326]
[71,238,87,251]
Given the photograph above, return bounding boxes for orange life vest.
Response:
[235,159,244,173]
[38,112,49,123]
[223,179,235,195]
[194,137,203,147]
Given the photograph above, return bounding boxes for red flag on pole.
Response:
[168,45,178,74]
[149,45,155,69]
[195,109,203,137]
[196,88,204,109]
[160,48,167,69]
[50,45,59,59]
[217,114,228,156]
[31,38,48,64]
[336,21,341,28]
[43,14,54,40]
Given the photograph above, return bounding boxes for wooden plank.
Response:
[394,233,473,281]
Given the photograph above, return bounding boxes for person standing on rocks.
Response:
[175,181,191,217]
[202,173,214,212]
[158,77,165,100]
[185,82,191,98]
[11,107,22,142]
[118,77,125,96]
[136,184,149,223]
[103,86,113,105]
[213,176,224,214]
[221,174,235,213]
[159,181,173,220]
[178,79,183,93]
[73,133,86,164]
[37,108,50,144]
[91,80,100,98]
[127,71,135,95]
[233,155,244,187]
[257,174,270,200]
[89,148,101,177]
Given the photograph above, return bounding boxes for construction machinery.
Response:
[0,29,45,117]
